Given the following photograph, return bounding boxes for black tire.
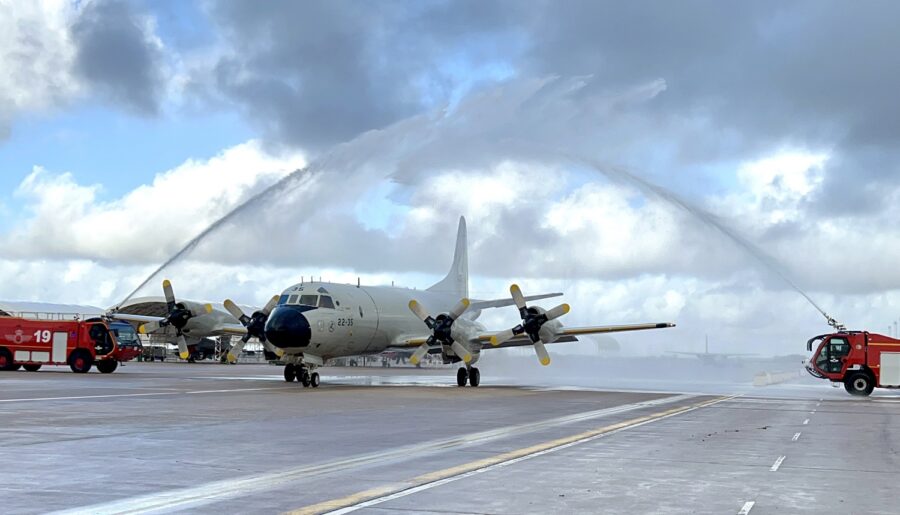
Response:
[284,364,296,382]
[457,367,468,387]
[300,370,311,387]
[23,364,42,372]
[469,367,480,387]
[12,364,22,371]
[69,350,93,374]
[0,348,13,371]
[844,371,874,396]
[310,372,320,388]
[96,360,118,374]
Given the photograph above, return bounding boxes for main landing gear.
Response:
[283,363,320,388]
[457,366,480,387]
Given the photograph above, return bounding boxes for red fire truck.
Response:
[805,331,900,396]
[0,316,122,373]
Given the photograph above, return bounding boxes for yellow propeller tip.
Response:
[409,357,420,365]
[463,354,472,363]
[179,352,190,360]
[276,350,285,357]
[461,298,470,307]
[163,279,171,287]
[490,336,499,347]
[204,303,213,314]
[138,325,146,335]
[540,357,551,366]
[562,304,571,314]
[510,283,520,291]
[227,353,237,362]
[408,300,418,308]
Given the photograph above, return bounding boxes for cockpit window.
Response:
[318,296,335,309]
[299,295,318,306]
[288,294,299,304]
[278,294,289,305]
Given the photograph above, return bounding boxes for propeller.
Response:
[490,284,569,366]
[408,298,472,365]
[223,295,282,363]
[137,279,212,360]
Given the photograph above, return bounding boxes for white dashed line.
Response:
[770,456,786,472]
[738,501,755,514]
[802,419,809,425]
[792,432,801,442]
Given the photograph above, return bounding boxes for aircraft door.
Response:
[332,288,378,354]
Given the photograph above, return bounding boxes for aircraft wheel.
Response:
[23,364,42,372]
[300,370,311,388]
[283,364,296,382]
[310,372,320,388]
[456,367,468,387]
[469,367,480,387]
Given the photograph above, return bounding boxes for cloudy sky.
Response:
[3,0,900,356]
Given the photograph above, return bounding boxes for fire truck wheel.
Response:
[69,350,93,374]
[12,364,22,371]
[96,360,118,374]
[844,372,874,396]
[23,364,41,372]
[0,348,13,371]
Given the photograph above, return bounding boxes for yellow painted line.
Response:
[287,395,733,515]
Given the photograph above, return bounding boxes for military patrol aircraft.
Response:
[256,217,674,387]
[113,217,675,387]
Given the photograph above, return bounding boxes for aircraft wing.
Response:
[469,293,563,311]
[393,322,672,349]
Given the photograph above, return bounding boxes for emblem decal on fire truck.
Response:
[4,328,34,344]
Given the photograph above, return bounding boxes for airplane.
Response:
[667,335,757,364]
[244,216,676,388]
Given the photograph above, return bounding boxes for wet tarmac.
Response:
[1,362,898,514]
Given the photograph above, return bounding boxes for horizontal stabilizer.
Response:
[469,293,563,311]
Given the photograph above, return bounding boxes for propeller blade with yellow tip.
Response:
[139,320,162,334]
[162,279,176,311]
[450,341,472,364]
[510,284,527,311]
[545,303,570,321]
[227,338,247,364]
[177,334,190,360]
[448,298,470,320]
[409,343,430,365]
[534,339,551,366]
[490,328,516,346]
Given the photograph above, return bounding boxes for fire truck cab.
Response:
[0,317,120,373]
[805,331,900,396]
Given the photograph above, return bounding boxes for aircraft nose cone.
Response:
[265,306,312,350]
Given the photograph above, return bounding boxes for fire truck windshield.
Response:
[111,324,139,346]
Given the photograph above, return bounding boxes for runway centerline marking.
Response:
[770,455,786,472]
[738,501,755,514]
[290,396,736,515]
[792,432,801,442]
[50,394,716,515]
[0,387,284,403]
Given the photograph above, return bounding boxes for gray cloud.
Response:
[71,0,166,115]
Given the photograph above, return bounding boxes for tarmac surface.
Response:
[1,361,899,514]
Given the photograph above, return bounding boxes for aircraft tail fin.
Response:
[426,216,469,298]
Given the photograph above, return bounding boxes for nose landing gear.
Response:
[457,366,480,387]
